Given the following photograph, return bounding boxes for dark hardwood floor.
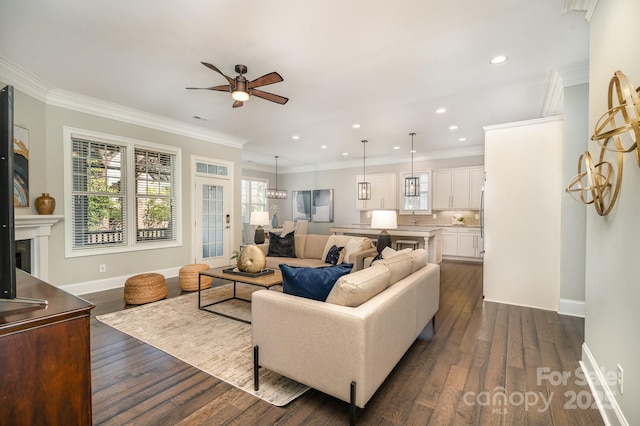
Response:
[84,262,604,425]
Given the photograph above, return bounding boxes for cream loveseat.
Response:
[257,233,377,272]
[252,249,440,424]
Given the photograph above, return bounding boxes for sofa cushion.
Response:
[304,234,331,259]
[325,263,390,307]
[267,232,296,258]
[381,246,412,259]
[280,263,353,302]
[408,248,428,273]
[325,245,344,265]
[294,234,307,258]
[377,253,413,285]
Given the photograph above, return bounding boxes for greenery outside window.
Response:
[241,177,267,223]
[63,128,181,257]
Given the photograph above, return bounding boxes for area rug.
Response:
[96,284,309,406]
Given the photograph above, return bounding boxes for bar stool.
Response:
[396,240,419,250]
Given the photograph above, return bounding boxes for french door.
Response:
[194,176,231,268]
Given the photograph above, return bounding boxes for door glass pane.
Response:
[201,184,224,259]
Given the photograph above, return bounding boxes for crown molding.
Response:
[563,0,599,21]
[248,146,485,174]
[484,115,563,132]
[540,62,589,116]
[0,56,246,149]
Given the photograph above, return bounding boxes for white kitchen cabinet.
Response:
[432,166,484,210]
[441,229,458,256]
[442,227,482,261]
[356,173,397,210]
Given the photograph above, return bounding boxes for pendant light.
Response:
[404,132,420,197]
[357,140,371,200]
[266,155,287,199]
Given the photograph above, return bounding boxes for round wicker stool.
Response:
[124,273,167,305]
[179,263,212,291]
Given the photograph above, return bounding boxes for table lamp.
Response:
[371,210,397,253]
[250,211,270,244]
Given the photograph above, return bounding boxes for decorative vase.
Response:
[35,193,55,215]
[271,213,278,228]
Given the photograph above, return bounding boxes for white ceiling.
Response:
[0,0,589,172]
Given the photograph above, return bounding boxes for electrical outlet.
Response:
[99,264,106,273]
[432,213,437,219]
[618,364,624,394]
[475,213,479,219]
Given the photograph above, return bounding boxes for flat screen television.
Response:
[0,84,17,300]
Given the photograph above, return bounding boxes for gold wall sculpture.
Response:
[566,70,639,216]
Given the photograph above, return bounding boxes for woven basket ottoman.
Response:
[124,273,167,305]
[179,263,212,291]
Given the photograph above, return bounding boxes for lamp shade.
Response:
[371,210,397,230]
[250,211,270,226]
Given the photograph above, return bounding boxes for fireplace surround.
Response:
[14,215,63,282]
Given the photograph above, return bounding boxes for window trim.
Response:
[63,127,182,258]
[240,176,268,223]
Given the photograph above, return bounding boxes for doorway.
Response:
[194,175,231,268]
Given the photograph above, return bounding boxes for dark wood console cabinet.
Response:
[0,271,94,426]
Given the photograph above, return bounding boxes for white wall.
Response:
[483,117,563,311]
[584,0,640,424]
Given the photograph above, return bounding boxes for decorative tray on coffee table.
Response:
[222,267,275,278]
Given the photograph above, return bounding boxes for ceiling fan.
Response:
[187,62,289,108]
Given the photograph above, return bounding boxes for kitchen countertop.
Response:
[330,225,443,235]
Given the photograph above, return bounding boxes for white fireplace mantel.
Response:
[14,214,63,281]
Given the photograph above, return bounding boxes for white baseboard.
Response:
[59,266,181,296]
[580,343,629,426]
[558,298,585,317]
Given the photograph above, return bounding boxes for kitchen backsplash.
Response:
[359,210,480,227]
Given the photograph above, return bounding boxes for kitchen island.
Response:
[329,225,443,263]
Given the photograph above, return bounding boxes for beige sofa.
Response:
[252,249,440,424]
[257,233,377,272]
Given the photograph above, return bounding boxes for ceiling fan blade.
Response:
[250,89,289,105]
[248,72,284,89]
[201,62,235,87]
[232,101,244,108]
[185,84,231,92]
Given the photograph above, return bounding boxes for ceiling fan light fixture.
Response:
[231,90,250,102]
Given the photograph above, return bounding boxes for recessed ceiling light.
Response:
[411,150,417,153]
[321,145,327,149]
[292,135,300,140]
[352,124,361,129]
[342,152,349,156]
[490,55,508,64]
[393,146,400,150]
[435,108,447,114]
[449,125,458,130]
[458,137,467,142]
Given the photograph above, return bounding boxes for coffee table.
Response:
[198,267,283,324]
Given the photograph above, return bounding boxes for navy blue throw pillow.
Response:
[267,232,296,257]
[325,244,344,265]
[281,263,353,301]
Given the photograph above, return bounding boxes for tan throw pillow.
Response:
[343,237,373,263]
[381,246,412,259]
[326,264,390,307]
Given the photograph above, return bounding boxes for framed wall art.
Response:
[292,190,311,222]
[13,125,29,207]
[311,189,333,222]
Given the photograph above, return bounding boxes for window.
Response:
[399,170,431,214]
[64,128,181,257]
[240,177,267,223]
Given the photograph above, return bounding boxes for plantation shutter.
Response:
[71,137,126,248]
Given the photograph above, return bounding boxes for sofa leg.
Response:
[350,381,357,425]
[432,316,436,333]
[254,345,260,391]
